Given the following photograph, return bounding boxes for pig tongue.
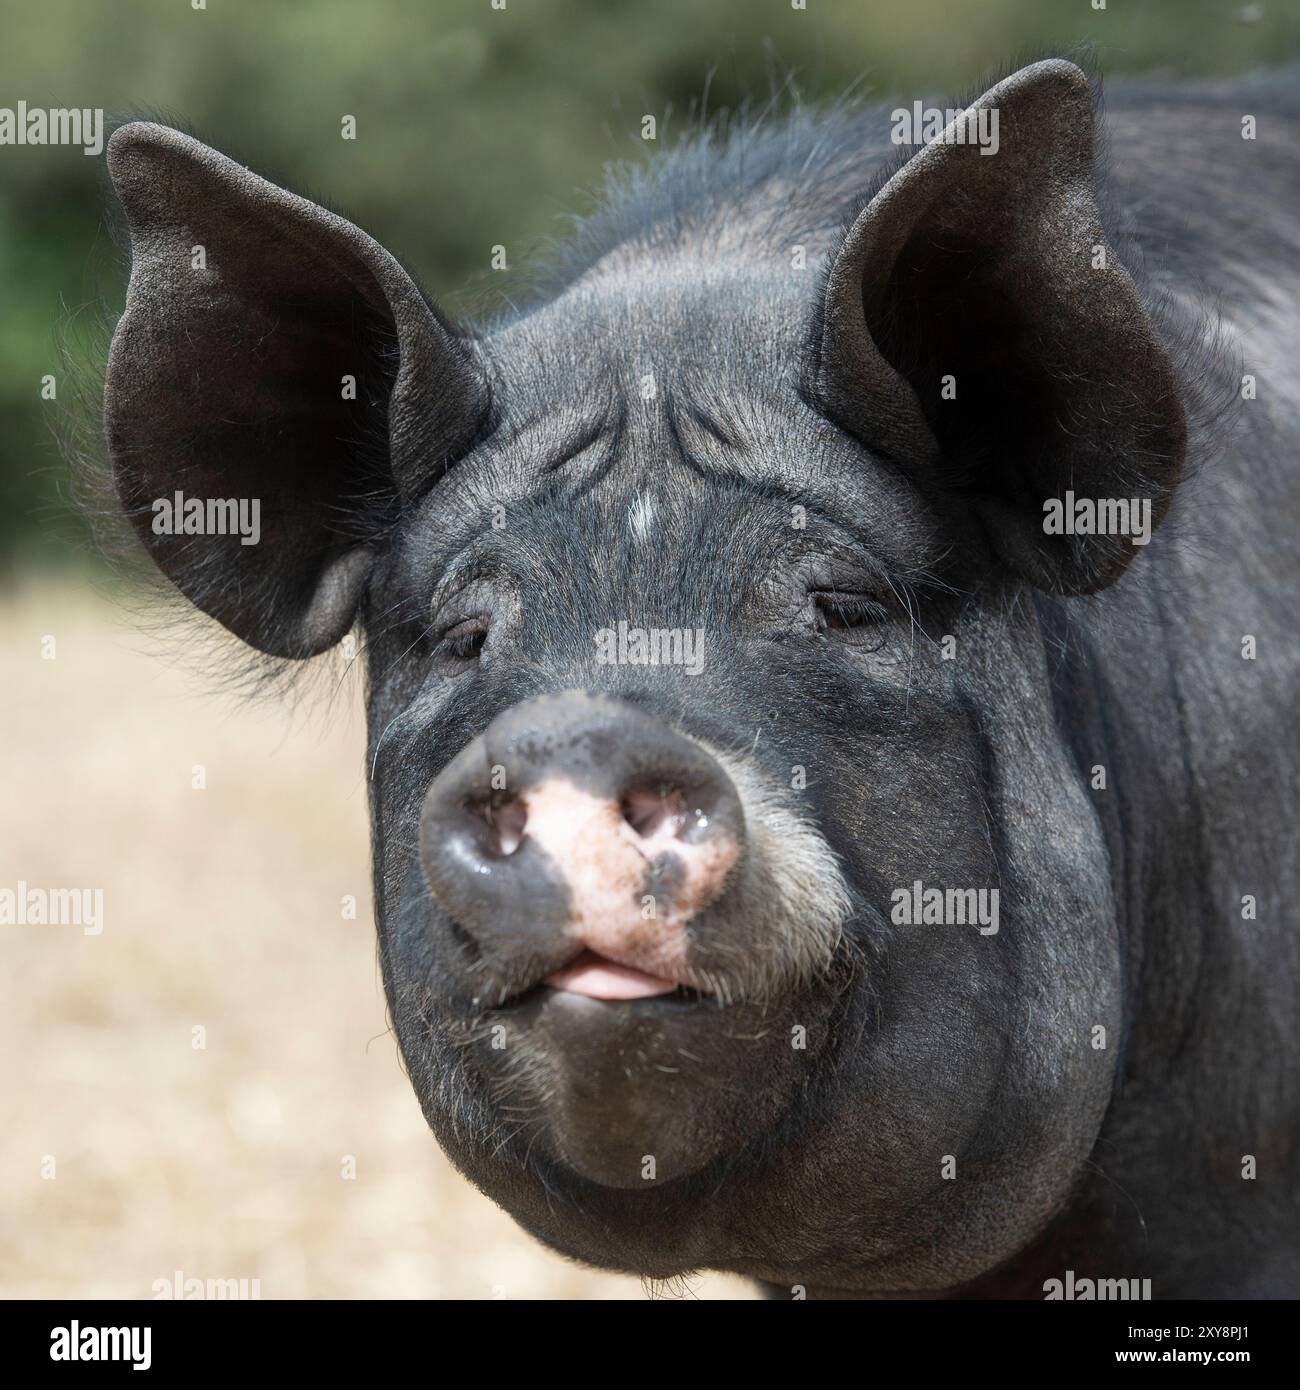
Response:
[545,951,677,1000]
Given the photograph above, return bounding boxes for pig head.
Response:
[101,60,1195,1291]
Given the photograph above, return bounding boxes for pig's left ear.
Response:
[816,59,1186,594]
[104,122,489,657]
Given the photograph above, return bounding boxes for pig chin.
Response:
[475,984,836,1189]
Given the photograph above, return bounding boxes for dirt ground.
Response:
[0,581,753,1300]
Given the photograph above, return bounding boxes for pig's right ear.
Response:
[104,122,488,657]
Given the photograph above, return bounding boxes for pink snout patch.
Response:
[511,778,739,998]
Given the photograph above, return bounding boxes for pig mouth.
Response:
[444,915,715,1012]
[542,948,697,1001]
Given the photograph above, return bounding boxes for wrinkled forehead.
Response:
[405,262,939,583]
[408,414,936,616]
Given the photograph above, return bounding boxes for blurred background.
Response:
[2,0,1298,1299]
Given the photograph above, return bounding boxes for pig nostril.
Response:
[469,794,528,857]
[621,784,687,838]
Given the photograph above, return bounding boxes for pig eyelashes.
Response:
[810,590,892,634]
[435,616,490,671]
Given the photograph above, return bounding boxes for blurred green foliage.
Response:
[1,0,1297,571]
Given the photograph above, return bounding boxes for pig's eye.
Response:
[812,591,891,635]
[436,616,489,669]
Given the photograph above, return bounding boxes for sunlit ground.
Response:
[0,581,754,1299]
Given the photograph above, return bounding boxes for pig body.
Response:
[99,60,1299,1296]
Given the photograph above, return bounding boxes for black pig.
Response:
[98,59,1299,1296]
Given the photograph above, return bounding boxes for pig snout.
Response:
[417,692,744,1002]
